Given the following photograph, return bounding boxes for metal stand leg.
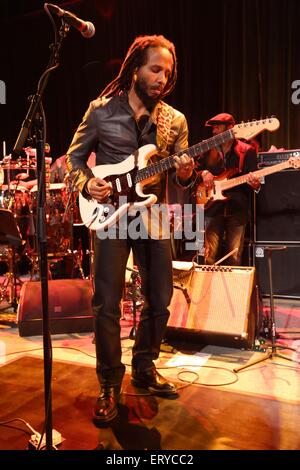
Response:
[121,267,142,338]
[233,245,286,373]
[71,245,85,279]
[129,296,137,340]
[267,249,277,353]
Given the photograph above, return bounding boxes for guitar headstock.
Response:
[288,156,300,169]
[232,117,280,140]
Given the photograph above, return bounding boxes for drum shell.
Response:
[30,186,71,255]
[0,189,31,241]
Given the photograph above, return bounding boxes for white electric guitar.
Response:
[79,117,280,231]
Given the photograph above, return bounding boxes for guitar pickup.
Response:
[126,173,133,187]
[115,178,121,193]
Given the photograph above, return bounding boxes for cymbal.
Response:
[17,179,37,190]
[15,173,29,180]
[0,156,37,170]
[0,162,37,170]
[30,182,66,192]
[1,183,28,191]
[24,147,36,157]
[23,148,51,161]
[48,183,66,190]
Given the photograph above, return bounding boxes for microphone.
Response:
[46,3,95,38]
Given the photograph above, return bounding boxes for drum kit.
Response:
[0,153,89,309]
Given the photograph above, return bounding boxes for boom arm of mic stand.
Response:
[13,94,42,155]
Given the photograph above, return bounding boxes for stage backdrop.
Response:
[1,0,300,160]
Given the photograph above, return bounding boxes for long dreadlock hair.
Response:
[99,35,177,100]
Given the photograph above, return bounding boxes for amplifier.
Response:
[167,264,258,348]
[254,245,300,298]
[255,169,300,243]
[257,149,300,167]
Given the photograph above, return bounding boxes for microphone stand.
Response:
[12,22,70,451]
[233,246,287,373]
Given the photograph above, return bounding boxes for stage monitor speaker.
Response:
[17,279,94,337]
[167,264,257,348]
[255,169,300,242]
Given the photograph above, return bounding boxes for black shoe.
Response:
[131,367,177,396]
[93,386,120,423]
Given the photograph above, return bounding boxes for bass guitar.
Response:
[196,156,300,207]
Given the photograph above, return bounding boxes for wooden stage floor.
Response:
[0,306,299,452]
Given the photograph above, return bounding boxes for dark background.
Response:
[1,0,300,161]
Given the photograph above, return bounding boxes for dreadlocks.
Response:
[100,35,177,99]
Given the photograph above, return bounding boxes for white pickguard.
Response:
[79,144,158,231]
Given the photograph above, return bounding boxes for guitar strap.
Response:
[152,102,174,155]
[234,140,249,173]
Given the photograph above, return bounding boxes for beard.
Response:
[134,78,161,110]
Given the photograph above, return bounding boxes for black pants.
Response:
[205,214,246,266]
[92,235,173,387]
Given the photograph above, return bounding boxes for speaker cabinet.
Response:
[17,279,94,337]
[254,245,300,298]
[255,169,300,242]
[167,265,257,348]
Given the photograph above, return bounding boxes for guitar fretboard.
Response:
[220,160,292,191]
[136,129,234,182]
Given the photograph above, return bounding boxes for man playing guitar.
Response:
[198,112,261,266]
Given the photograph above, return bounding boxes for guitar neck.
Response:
[221,160,292,191]
[136,129,234,182]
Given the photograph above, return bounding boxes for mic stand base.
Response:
[233,349,273,373]
[28,428,63,450]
